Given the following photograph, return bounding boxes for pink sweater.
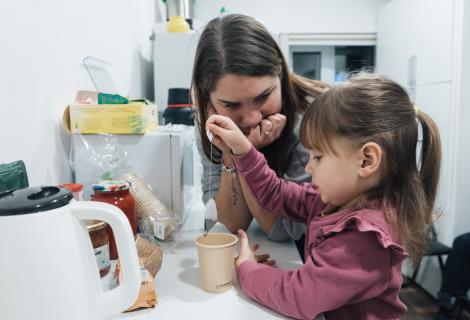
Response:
[234,147,407,320]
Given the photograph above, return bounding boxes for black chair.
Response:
[404,225,451,286]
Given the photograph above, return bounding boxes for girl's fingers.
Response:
[251,243,260,251]
[207,114,237,130]
[207,124,230,144]
[255,253,270,262]
[238,229,250,250]
[262,260,276,267]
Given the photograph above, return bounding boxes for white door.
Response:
[376,0,457,296]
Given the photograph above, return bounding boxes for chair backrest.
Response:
[430,224,438,241]
[426,224,451,256]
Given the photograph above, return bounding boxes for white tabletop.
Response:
[113,213,303,319]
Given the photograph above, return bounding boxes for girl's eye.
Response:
[312,155,322,161]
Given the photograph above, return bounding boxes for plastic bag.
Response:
[69,134,181,250]
[69,134,130,200]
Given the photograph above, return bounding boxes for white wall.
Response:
[376,0,460,242]
[195,0,387,34]
[0,0,155,186]
[454,0,470,237]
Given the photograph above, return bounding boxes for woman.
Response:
[192,14,328,246]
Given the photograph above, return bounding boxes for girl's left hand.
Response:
[235,229,276,268]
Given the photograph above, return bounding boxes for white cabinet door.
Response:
[376,0,454,85]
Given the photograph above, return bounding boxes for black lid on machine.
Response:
[0,186,73,216]
[167,88,190,107]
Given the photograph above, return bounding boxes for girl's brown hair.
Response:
[192,14,327,175]
[300,73,441,264]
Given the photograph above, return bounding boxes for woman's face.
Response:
[208,74,282,135]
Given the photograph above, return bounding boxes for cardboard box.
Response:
[63,101,158,134]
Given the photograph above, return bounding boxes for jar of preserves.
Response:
[91,180,136,260]
[85,220,110,277]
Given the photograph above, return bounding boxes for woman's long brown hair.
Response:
[192,14,327,175]
[300,73,441,264]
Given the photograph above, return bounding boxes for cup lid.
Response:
[85,220,107,232]
[60,183,83,193]
[92,180,130,192]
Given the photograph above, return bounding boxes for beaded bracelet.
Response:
[221,163,237,174]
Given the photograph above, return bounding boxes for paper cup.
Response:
[195,233,238,293]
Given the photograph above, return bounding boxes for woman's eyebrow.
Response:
[217,84,276,104]
[255,85,276,99]
[217,98,240,104]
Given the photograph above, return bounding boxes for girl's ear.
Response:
[358,142,382,178]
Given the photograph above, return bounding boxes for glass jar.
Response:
[86,220,110,277]
[91,180,136,260]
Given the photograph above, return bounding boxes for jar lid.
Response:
[60,183,83,193]
[92,180,130,192]
[85,220,107,232]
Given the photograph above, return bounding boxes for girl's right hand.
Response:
[206,115,253,156]
[235,229,275,268]
[205,103,231,156]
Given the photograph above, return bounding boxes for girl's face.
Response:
[209,74,282,135]
[305,138,363,207]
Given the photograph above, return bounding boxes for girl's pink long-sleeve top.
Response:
[234,146,407,320]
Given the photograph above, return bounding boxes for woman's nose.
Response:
[240,109,262,128]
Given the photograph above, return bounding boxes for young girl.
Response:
[206,73,441,320]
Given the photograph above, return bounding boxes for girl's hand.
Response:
[235,229,275,268]
[248,113,286,149]
[205,103,232,157]
[206,115,252,156]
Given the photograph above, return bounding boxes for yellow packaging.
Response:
[63,102,157,134]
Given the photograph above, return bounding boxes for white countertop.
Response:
[112,210,303,320]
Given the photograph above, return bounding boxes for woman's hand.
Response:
[248,113,286,149]
[206,115,253,156]
[235,229,275,268]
